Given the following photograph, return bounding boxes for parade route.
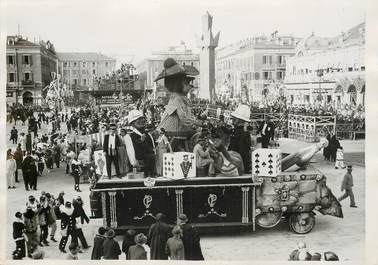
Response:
[5,123,365,261]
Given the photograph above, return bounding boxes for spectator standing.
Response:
[45,193,58,242]
[23,206,40,258]
[14,144,23,183]
[7,150,17,189]
[102,229,121,260]
[128,233,147,260]
[13,212,26,259]
[10,126,18,144]
[147,212,172,260]
[177,214,204,260]
[91,227,106,260]
[122,229,136,259]
[38,196,50,246]
[72,196,90,249]
[53,142,61,168]
[165,225,185,260]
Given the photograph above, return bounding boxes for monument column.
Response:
[197,11,220,100]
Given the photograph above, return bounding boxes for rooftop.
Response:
[57,52,116,62]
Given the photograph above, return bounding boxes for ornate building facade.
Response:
[215,32,300,102]
[283,22,365,109]
[6,35,57,106]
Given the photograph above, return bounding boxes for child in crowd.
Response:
[165,225,185,260]
[66,242,79,260]
[335,146,346,169]
[128,233,147,260]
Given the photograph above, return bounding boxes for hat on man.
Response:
[231,104,251,122]
[178,213,188,223]
[127,109,144,124]
[106,229,116,238]
[65,201,72,208]
[109,123,117,129]
[347,165,353,169]
[154,58,199,82]
[134,233,147,245]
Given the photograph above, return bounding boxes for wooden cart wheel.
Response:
[256,212,282,228]
[289,212,315,234]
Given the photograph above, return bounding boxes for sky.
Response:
[4,0,365,64]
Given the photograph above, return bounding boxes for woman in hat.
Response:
[155,128,173,176]
[118,128,130,175]
[128,233,147,260]
[155,58,203,151]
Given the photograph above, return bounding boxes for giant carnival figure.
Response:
[155,58,204,152]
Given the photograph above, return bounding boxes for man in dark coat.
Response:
[102,123,122,179]
[338,165,357,207]
[258,116,275,148]
[14,144,23,183]
[147,212,172,260]
[228,105,252,173]
[91,227,106,260]
[102,229,121,259]
[53,142,61,168]
[177,214,204,260]
[26,132,33,154]
[24,206,39,258]
[21,151,38,190]
[10,126,18,144]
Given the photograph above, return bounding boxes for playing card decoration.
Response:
[163,152,196,179]
[252,148,281,177]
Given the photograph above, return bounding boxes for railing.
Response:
[288,114,336,142]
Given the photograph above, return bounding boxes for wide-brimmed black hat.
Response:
[154,58,199,82]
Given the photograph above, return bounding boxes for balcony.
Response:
[22,80,35,86]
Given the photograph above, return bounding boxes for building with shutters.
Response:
[135,44,200,99]
[215,32,300,102]
[6,35,58,106]
[57,53,116,91]
[283,22,365,109]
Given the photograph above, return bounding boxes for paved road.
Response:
[5,122,365,261]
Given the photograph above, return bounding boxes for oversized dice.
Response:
[163,152,196,179]
[252,148,281,177]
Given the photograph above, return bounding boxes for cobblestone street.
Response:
[5,123,365,261]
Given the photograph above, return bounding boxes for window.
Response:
[263,55,272,65]
[73,62,77,67]
[74,79,78,85]
[348,67,353,72]
[83,79,87,85]
[361,66,365,71]
[92,62,96,67]
[83,62,87,67]
[191,62,194,66]
[263,71,269,80]
[254,72,260,80]
[277,72,284,80]
[105,62,109,67]
[64,62,68,67]
[8,72,15,82]
[22,55,31,65]
[7,55,15,65]
[93,69,96,74]
[23,72,31,81]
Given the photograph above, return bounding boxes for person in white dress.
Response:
[7,149,17,189]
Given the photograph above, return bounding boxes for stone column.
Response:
[101,192,107,227]
[175,189,184,219]
[108,191,118,228]
[241,187,250,224]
